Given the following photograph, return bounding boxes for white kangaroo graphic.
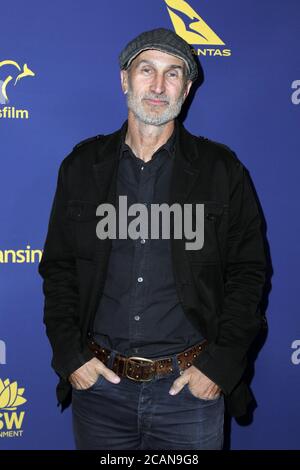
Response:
[0,60,35,104]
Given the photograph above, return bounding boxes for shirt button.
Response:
[140,238,146,244]
[134,315,140,321]
[141,166,144,170]
[137,276,143,282]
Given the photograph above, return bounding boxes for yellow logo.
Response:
[164,0,224,45]
[0,378,27,411]
[0,60,35,104]
[0,378,26,438]
[164,0,231,57]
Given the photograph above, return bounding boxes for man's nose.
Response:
[150,73,166,95]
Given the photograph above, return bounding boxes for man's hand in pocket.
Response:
[69,357,120,390]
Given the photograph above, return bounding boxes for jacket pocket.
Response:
[67,200,98,222]
[67,200,99,258]
[185,201,227,266]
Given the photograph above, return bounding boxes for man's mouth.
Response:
[144,98,168,106]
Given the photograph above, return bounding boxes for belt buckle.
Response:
[125,356,155,382]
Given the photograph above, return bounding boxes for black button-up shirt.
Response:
[93,120,204,357]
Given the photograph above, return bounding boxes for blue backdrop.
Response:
[1,0,299,450]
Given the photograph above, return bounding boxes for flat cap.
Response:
[119,27,200,82]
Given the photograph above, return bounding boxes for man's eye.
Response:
[142,68,151,73]
[168,72,178,78]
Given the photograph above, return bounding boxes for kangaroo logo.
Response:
[164,0,225,45]
[0,60,35,104]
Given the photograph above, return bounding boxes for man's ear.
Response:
[120,70,128,94]
[183,79,193,100]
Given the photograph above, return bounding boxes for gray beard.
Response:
[126,88,185,126]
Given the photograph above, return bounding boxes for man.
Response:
[38,28,266,450]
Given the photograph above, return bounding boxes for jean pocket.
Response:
[72,374,105,393]
[185,384,222,402]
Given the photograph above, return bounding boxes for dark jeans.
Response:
[72,346,224,450]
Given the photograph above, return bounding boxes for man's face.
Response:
[120,49,193,126]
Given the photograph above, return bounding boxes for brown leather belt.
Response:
[88,338,208,382]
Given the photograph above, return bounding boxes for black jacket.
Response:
[38,118,266,417]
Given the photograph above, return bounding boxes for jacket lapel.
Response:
[88,126,124,323]
[169,119,201,206]
[91,121,128,257]
[92,122,126,204]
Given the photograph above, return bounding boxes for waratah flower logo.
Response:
[0,378,27,411]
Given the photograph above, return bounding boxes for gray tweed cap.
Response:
[119,27,199,82]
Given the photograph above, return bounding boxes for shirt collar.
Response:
[119,119,177,160]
